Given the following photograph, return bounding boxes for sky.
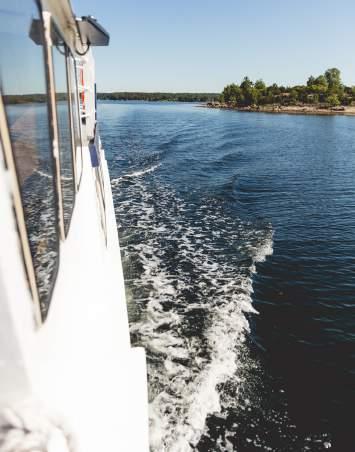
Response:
[72,0,355,93]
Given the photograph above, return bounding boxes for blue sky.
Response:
[73,0,355,92]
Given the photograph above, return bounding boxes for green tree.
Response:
[240,76,253,91]
[314,75,328,89]
[268,83,281,96]
[221,67,349,109]
[237,77,258,106]
[248,87,259,105]
[307,75,315,87]
[310,76,328,101]
[222,83,246,105]
[326,94,340,106]
[324,68,342,91]
[290,89,299,104]
[255,79,266,91]
[222,84,237,103]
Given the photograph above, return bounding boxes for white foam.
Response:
[111,163,161,186]
[114,178,274,451]
[35,169,53,179]
[253,235,274,263]
[35,169,73,181]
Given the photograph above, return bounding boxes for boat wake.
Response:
[104,104,334,452]
[111,163,161,186]
[112,170,274,451]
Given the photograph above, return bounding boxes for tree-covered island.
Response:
[6,68,355,116]
[208,68,355,115]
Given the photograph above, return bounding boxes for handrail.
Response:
[89,123,107,244]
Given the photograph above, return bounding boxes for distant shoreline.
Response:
[98,92,219,102]
[4,93,219,105]
[203,102,355,116]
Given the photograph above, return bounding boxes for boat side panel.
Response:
[32,148,149,451]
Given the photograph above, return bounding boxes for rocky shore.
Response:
[204,102,355,116]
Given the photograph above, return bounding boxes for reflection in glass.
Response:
[52,28,75,233]
[0,1,59,319]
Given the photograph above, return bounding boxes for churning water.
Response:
[100,101,355,451]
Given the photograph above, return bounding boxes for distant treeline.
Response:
[4,94,47,104]
[4,93,67,104]
[98,92,219,102]
[221,68,354,107]
[5,92,219,104]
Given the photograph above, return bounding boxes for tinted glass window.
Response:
[0,0,59,318]
[52,26,75,233]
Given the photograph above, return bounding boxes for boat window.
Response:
[52,26,75,234]
[68,56,83,186]
[0,0,59,318]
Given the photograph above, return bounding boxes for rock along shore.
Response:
[202,102,355,116]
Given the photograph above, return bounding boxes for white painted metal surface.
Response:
[0,2,150,450]
[0,140,150,452]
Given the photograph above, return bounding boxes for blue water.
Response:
[100,101,355,451]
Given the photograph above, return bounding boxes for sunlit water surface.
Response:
[100,101,355,451]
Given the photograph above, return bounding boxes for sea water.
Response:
[100,101,355,451]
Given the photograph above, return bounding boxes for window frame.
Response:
[0,2,104,323]
[67,54,84,189]
[48,18,80,238]
[41,11,66,241]
[0,95,43,325]
[0,2,61,325]
[50,27,77,236]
